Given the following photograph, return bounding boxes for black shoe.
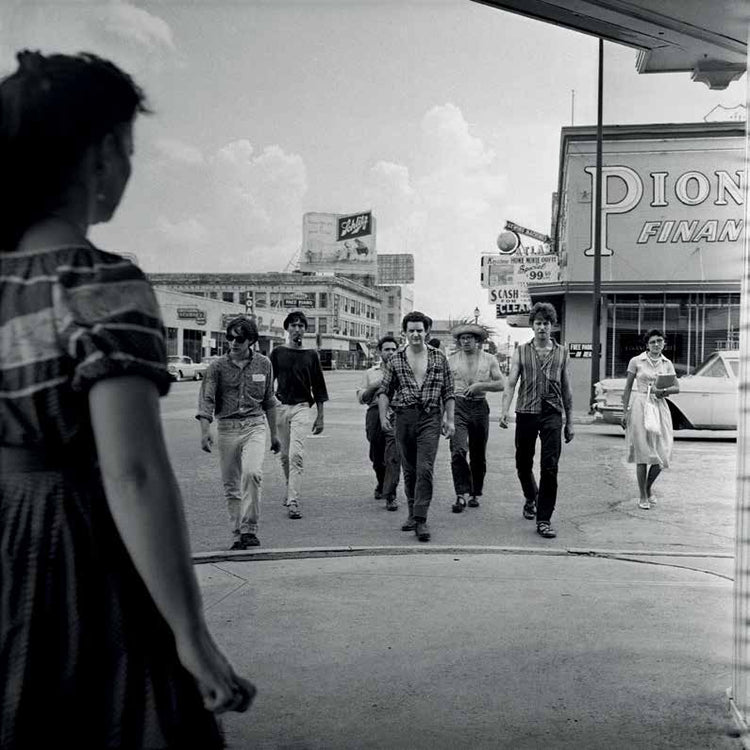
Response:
[415,521,431,542]
[522,500,536,520]
[229,538,246,551]
[401,516,417,531]
[385,496,398,511]
[468,496,480,508]
[451,496,466,513]
[374,487,384,500]
[240,532,260,547]
[536,522,557,538]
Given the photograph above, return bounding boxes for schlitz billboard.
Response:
[559,126,744,283]
[300,211,376,274]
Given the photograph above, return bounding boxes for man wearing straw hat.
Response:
[447,322,505,513]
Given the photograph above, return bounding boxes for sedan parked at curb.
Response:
[593,350,739,430]
[167,355,207,381]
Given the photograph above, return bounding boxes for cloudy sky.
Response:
[2,1,745,336]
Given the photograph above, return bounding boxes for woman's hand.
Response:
[654,387,664,399]
[176,627,256,714]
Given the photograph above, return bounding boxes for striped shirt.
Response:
[377,345,455,412]
[0,243,171,447]
[515,340,571,415]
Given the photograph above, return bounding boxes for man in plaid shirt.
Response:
[377,311,455,542]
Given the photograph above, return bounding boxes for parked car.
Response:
[593,350,739,430]
[167,355,208,381]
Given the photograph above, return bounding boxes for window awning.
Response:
[358,342,369,355]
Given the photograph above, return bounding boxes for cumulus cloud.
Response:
[95,1,175,53]
[129,138,308,272]
[365,103,507,320]
[0,1,177,75]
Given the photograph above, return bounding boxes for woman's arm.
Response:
[89,375,253,713]
[621,371,636,426]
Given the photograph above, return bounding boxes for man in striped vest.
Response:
[499,302,574,538]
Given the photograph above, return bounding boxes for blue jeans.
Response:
[514,403,563,524]
[395,406,442,520]
[449,398,489,498]
[365,406,400,499]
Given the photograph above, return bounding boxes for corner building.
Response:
[529,121,743,409]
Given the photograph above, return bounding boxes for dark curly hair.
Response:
[0,50,150,250]
[401,310,433,333]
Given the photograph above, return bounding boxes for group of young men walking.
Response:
[196,301,574,550]
[364,302,574,541]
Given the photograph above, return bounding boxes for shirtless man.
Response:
[447,323,505,512]
[377,311,455,542]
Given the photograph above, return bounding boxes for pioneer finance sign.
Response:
[300,211,376,275]
[560,127,745,283]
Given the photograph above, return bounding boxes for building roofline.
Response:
[147,272,383,300]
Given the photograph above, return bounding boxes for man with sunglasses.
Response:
[196,316,280,550]
[270,310,328,520]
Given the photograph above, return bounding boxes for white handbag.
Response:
[643,385,661,435]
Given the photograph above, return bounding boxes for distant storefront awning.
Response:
[358,342,369,355]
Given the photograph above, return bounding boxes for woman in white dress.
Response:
[620,329,680,509]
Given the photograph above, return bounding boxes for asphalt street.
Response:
[162,371,736,557]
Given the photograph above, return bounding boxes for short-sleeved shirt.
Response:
[195,353,277,423]
[377,345,455,412]
[356,365,385,408]
[0,243,171,448]
[627,352,676,394]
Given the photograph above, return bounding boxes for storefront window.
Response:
[606,293,740,377]
[211,331,226,355]
[183,328,203,362]
[165,327,178,356]
[222,291,234,303]
[255,292,266,308]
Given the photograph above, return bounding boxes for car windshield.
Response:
[167,356,180,363]
[694,354,729,378]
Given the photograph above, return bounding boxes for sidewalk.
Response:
[195,546,739,750]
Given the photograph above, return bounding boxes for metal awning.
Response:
[358,342,369,355]
[471,0,748,89]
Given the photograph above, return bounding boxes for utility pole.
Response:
[589,40,604,411]
[571,89,575,126]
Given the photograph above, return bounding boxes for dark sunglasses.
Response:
[226,333,247,344]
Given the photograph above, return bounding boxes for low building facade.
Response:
[150,272,382,369]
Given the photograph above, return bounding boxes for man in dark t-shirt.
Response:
[269,310,329,520]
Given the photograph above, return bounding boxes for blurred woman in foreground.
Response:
[0,50,253,748]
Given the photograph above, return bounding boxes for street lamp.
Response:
[473,306,480,324]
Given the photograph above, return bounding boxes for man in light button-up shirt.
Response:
[196,316,280,550]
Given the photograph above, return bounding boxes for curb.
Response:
[193,543,733,566]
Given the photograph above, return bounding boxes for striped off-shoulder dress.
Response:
[0,243,223,749]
